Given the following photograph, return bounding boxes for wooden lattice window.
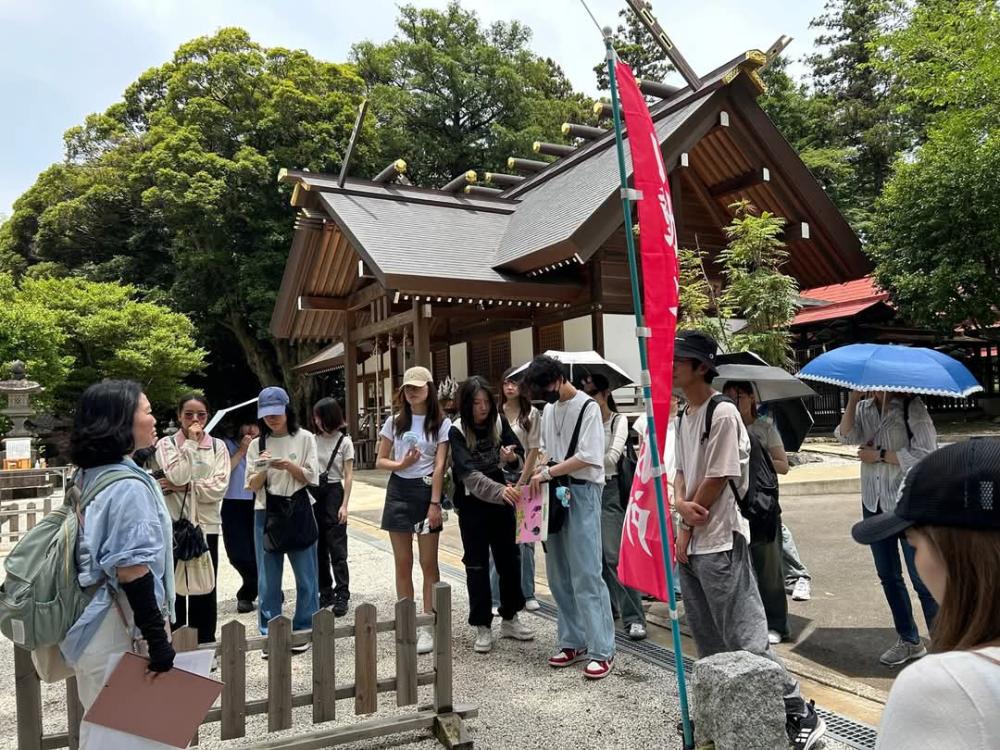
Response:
[432,348,450,384]
[467,334,512,389]
[536,323,564,354]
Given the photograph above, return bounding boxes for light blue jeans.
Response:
[254,509,320,634]
[544,481,616,661]
[490,543,536,606]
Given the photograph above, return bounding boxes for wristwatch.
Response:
[878,447,887,463]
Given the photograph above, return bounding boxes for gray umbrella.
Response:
[713,352,816,452]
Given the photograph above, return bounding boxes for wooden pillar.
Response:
[388,334,397,399]
[590,255,605,356]
[412,300,431,368]
[343,312,359,438]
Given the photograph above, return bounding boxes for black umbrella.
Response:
[758,398,815,453]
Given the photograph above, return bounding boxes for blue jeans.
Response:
[544,481,616,660]
[254,509,320,634]
[490,543,536,606]
[863,506,938,643]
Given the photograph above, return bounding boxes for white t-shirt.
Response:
[244,428,319,511]
[380,414,451,479]
[315,432,355,483]
[876,647,1000,749]
[675,395,750,555]
[539,391,605,485]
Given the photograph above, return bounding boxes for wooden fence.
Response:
[0,468,67,557]
[14,582,474,749]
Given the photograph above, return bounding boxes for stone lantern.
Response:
[0,361,43,465]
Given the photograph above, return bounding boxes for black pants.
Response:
[458,497,524,626]
[750,524,789,638]
[173,533,219,644]
[313,482,350,600]
[221,499,258,602]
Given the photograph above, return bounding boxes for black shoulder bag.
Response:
[167,435,209,561]
[260,432,320,553]
[547,399,596,535]
[613,413,638,508]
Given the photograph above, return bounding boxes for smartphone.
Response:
[150,469,165,480]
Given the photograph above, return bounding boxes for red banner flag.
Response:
[614,60,681,601]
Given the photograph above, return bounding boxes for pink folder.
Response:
[84,651,223,748]
[516,484,548,543]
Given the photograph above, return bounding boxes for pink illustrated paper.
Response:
[516,484,548,543]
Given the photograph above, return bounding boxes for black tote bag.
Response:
[260,432,319,553]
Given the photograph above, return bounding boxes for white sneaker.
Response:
[416,626,434,655]
[491,606,500,617]
[767,629,783,645]
[474,626,493,653]
[792,577,812,601]
[500,614,535,641]
[524,598,541,612]
[627,623,647,641]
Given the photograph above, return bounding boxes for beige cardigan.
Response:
[155,432,230,534]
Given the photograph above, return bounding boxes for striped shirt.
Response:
[834,397,937,514]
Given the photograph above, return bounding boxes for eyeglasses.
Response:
[182,411,208,420]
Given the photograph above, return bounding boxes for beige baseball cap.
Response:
[402,366,433,387]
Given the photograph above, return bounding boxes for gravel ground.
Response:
[0,530,853,749]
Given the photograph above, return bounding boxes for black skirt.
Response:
[381,474,440,533]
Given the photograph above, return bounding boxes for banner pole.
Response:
[603,32,694,750]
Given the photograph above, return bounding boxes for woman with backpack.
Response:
[245,386,320,649]
[312,397,354,617]
[723,381,791,644]
[156,394,230,645]
[837,390,939,667]
[450,376,535,653]
[851,439,1000,748]
[375,367,451,655]
[587,374,647,641]
[64,381,176,746]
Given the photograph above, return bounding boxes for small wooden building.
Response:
[270,49,869,452]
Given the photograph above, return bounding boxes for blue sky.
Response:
[0,0,825,216]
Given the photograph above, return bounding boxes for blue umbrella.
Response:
[797,344,983,398]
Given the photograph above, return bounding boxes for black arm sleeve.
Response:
[121,571,175,672]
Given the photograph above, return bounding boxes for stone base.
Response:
[691,651,787,750]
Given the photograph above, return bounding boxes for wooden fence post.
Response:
[395,598,418,707]
[312,609,337,723]
[220,619,247,739]
[267,617,293,731]
[433,582,453,714]
[354,603,378,715]
[14,646,43,750]
[66,677,84,750]
[172,628,200,745]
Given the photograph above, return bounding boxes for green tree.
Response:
[677,246,730,346]
[807,0,909,234]
[0,28,372,413]
[718,202,799,367]
[0,275,72,406]
[16,276,206,409]
[868,1,1000,332]
[352,1,591,186]
[593,1,674,91]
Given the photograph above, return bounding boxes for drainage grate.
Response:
[350,530,878,749]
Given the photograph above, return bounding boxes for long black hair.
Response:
[457,376,500,449]
[590,373,618,413]
[258,406,300,439]
[313,397,345,434]
[501,365,533,433]
[70,380,144,468]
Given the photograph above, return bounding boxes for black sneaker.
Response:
[236,599,255,614]
[787,700,826,750]
[319,589,336,609]
[333,596,350,618]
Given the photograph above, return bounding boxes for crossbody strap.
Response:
[325,433,347,474]
[565,399,596,461]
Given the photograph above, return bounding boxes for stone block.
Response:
[691,650,787,750]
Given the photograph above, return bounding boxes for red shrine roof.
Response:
[793,276,890,326]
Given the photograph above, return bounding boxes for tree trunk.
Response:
[224,312,281,388]
[275,338,322,419]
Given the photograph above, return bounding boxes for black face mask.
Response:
[541,389,560,404]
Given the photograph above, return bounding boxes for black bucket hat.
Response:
[851,438,1000,544]
[674,330,719,378]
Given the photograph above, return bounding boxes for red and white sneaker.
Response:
[583,657,615,680]
[548,647,589,668]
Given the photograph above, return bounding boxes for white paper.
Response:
[83,650,216,749]
[5,437,32,461]
[204,397,258,435]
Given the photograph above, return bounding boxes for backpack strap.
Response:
[902,396,914,446]
[565,399,596,461]
[75,468,141,525]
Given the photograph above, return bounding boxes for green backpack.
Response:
[0,468,134,650]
